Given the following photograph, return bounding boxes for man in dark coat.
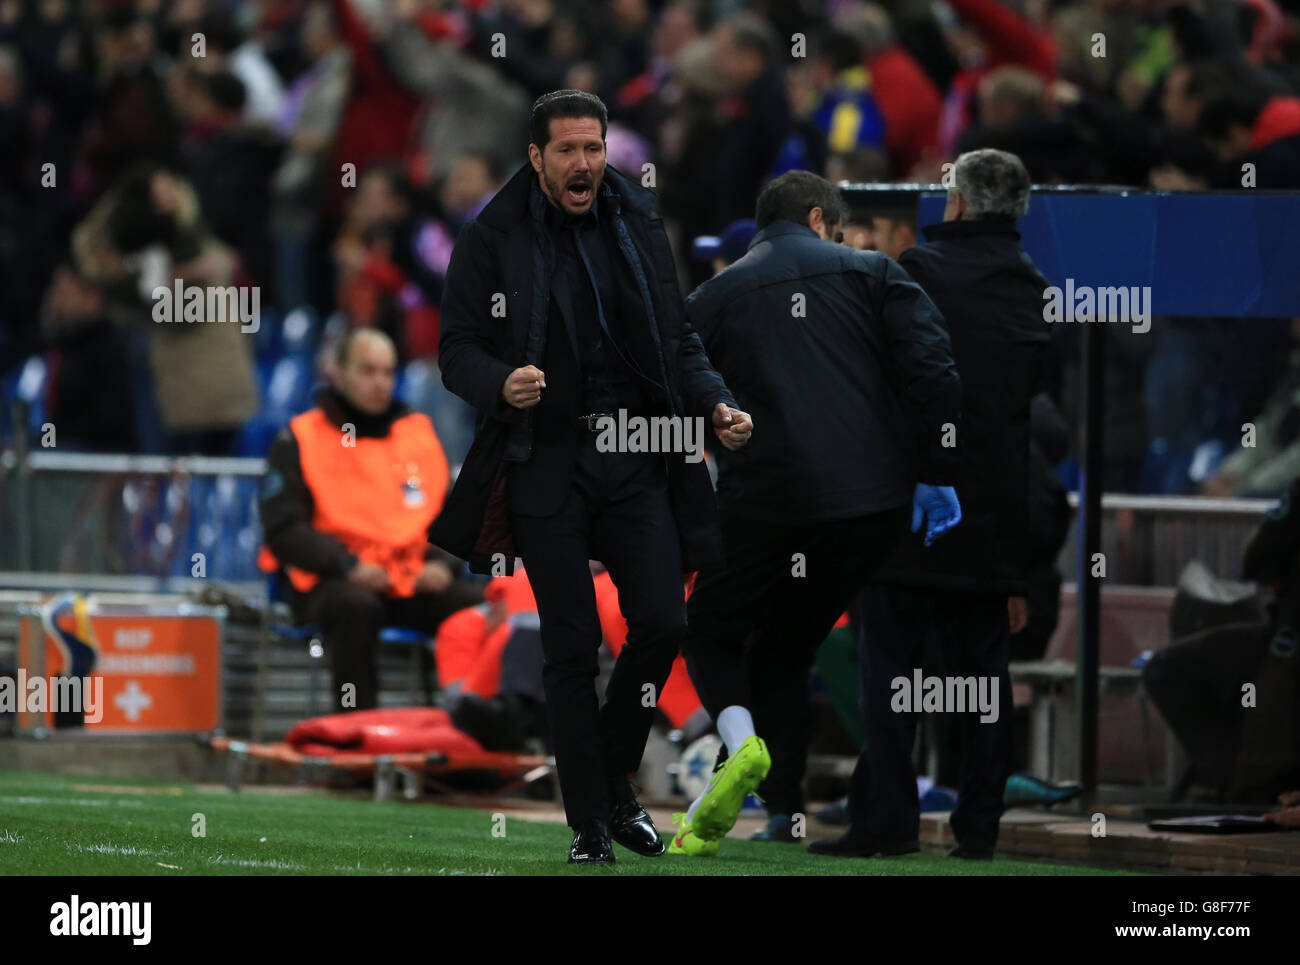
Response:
[668,170,963,855]
[813,148,1052,860]
[431,90,751,864]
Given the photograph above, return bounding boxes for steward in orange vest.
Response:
[259,329,482,711]
[258,393,449,597]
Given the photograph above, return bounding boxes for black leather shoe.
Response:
[947,843,994,860]
[609,799,666,857]
[568,819,615,864]
[808,832,920,857]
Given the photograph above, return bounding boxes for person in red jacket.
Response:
[325,0,421,214]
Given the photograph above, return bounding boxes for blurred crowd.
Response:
[2,0,1300,491]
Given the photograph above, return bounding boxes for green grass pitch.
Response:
[0,771,1138,876]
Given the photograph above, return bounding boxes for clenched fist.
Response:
[712,403,753,451]
[502,365,546,409]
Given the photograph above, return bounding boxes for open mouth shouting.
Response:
[565,176,593,207]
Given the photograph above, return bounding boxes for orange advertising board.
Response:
[17,606,222,734]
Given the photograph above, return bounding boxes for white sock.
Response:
[685,706,756,825]
[686,789,706,824]
[717,705,756,756]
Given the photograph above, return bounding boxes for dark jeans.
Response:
[849,585,1012,848]
[302,579,485,712]
[509,432,686,826]
[682,506,907,816]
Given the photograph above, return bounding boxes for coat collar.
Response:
[475,160,657,232]
[749,220,818,248]
[921,218,1021,243]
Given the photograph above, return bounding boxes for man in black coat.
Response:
[669,170,963,855]
[431,90,752,864]
[813,148,1052,860]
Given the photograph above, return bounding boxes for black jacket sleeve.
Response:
[675,276,738,419]
[260,429,357,580]
[878,252,962,485]
[438,220,519,420]
[679,325,738,420]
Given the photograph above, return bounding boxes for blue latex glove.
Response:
[912,483,962,547]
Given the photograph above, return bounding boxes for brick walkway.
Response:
[921,809,1300,874]
[440,795,1300,874]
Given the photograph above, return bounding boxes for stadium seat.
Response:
[259,573,433,719]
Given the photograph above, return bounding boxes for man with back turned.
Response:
[814,148,1052,861]
[670,170,963,856]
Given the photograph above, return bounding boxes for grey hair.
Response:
[949,149,1032,219]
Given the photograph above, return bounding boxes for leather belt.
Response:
[577,412,615,431]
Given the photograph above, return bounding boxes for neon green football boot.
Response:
[667,811,719,856]
[690,736,771,842]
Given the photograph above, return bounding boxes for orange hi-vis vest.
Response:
[260,407,449,597]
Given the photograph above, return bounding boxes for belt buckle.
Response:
[579,412,613,431]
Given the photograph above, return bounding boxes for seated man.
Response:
[1146,472,1300,800]
[260,328,483,711]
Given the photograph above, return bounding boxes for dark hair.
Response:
[529,89,608,151]
[202,70,247,111]
[1182,61,1234,100]
[103,5,142,31]
[810,28,862,73]
[363,160,413,204]
[196,9,244,54]
[107,164,180,254]
[1197,89,1268,141]
[670,0,713,33]
[1155,131,1220,181]
[754,170,849,231]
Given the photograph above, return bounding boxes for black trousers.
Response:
[849,585,1012,848]
[682,506,908,814]
[302,579,485,712]
[509,432,686,826]
[1142,620,1279,797]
